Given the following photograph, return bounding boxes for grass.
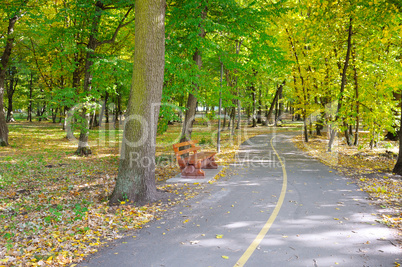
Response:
[5,119,399,265]
[0,118,288,266]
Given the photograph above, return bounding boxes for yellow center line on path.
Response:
[234,136,288,267]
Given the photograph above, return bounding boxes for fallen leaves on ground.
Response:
[0,121,280,265]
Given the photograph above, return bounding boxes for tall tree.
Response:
[109,0,166,204]
[328,17,353,152]
[0,1,27,146]
[75,1,134,156]
[179,3,207,142]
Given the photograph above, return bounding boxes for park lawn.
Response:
[293,133,402,243]
[0,120,289,266]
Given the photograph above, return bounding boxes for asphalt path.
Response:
[79,131,401,267]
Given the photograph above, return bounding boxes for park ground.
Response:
[0,119,401,266]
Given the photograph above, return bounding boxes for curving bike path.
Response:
[79,132,401,267]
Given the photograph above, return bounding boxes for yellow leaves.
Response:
[221,255,229,259]
[183,219,189,224]
[45,256,53,265]
[215,234,223,239]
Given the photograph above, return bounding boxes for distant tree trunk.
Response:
[227,107,234,133]
[99,91,109,127]
[352,48,359,146]
[109,0,165,205]
[105,99,109,123]
[0,14,20,145]
[303,110,309,142]
[344,122,353,146]
[6,91,14,123]
[59,108,63,123]
[252,86,257,127]
[236,99,241,129]
[246,106,251,124]
[257,89,262,124]
[274,97,279,124]
[6,67,18,123]
[27,72,33,122]
[227,108,231,130]
[230,107,235,135]
[328,17,353,152]
[278,87,283,119]
[266,81,285,125]
[65,108,75,140]
[223,107,227,130]
[52,108,58,123]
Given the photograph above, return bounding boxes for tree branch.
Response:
[98,7,134,46]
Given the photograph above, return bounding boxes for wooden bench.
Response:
[173,140,218,178]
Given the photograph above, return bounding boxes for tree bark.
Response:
[0,14,20,145]
[110,0,165,205]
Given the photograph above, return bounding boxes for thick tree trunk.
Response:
[110,0,165,205]
[0,15,20,145]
